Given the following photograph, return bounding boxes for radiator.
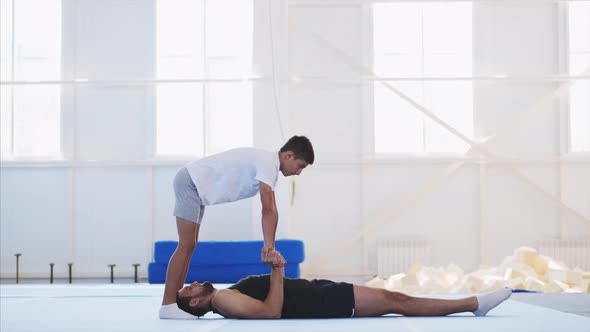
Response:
[377,240,431,278]
[537,240,590,271]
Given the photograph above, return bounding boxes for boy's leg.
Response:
[159,217,200,319]
[352,285,480,317]
[162,217,200,304]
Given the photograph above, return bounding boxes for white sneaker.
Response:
[159,303,198,320]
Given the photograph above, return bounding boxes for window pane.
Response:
[5,0,62,159]
[568,2,590,53]
[13,86,61,157]
[156,84,204,156]
[568,2,590,152]
[0,86,11,157]
[1,0,12,81]
[14,0,61,81]
[373,3,421,55]
[423,81,472,153]
[374,82,424,153]
[422,3,472,54]
[374,54,421,78]
[156,0,205,79]
[206,82,252,154]
[422,3,472,77]
[156,0,254,157]
[569,53,590,75]
[373,2,472,154]
[570,80,590,152]
[206,0,252,77]
[206,57,250,78]
[424,54,472,77]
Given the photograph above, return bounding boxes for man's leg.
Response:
[353,285,480,317]
[159,217,200,319]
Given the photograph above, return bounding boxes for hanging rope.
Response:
[267,0,286,141]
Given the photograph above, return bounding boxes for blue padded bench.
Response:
[148,239,305,283]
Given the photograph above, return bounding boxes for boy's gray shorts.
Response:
[173,167,205,224]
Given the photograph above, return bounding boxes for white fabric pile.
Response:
[365,246,590,293]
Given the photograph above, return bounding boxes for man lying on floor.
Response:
[176,250,511,319]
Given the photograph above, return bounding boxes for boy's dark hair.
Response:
[176,293,208,317]
[280,136,314,164]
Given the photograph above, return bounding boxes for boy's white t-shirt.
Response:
[184,148,280,206]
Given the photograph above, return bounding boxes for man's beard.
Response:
[201,281,214,296]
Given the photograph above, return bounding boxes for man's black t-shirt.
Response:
[222,274,355,318]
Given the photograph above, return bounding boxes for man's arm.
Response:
[259,182,278,263]
[212,252,286,319]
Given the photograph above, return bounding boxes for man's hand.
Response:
[270,250,286,268]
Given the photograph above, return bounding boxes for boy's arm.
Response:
[259,182,278,263]
[213,253,286,319]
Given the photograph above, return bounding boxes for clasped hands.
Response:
[261,247,287,268]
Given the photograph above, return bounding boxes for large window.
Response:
[568,1,590,152]
[156,0,253,157]
[372,2,472,154]
[0,0,62,160]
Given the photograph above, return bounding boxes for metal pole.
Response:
[132,264,140,283]
[14,253,21,284]
[108,264,116,283]
[68,263,73,284]
[49,263,55,284]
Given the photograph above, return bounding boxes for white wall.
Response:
[1,0,588,281]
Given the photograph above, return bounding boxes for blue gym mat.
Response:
[148,239,305,283]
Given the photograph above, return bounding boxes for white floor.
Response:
[2,284,589,332]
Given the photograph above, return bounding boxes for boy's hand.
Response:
[262,247,286,268]
[261,247,275,265]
